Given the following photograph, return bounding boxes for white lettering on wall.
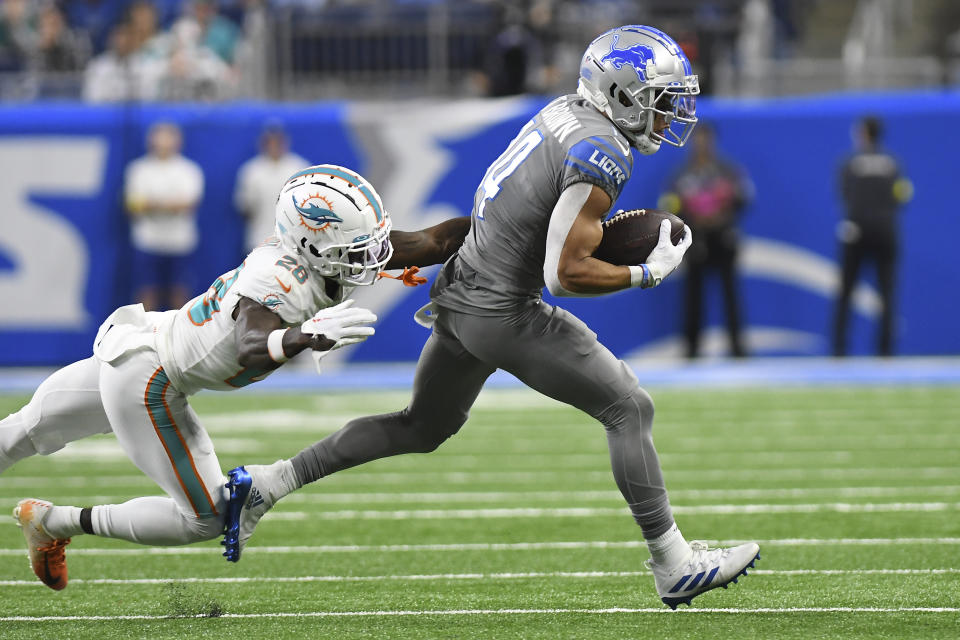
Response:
[0,138,107,328]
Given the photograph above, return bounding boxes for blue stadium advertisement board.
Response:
[1,92,957,365]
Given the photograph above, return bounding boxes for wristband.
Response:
[267,329,289,363]
[628,264,650,288]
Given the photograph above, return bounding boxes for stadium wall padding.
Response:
[0,92,957,365]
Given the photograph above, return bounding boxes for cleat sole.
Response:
[220,466,252,563]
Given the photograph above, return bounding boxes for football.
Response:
[594,208,685,266]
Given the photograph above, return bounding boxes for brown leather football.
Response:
[594,209,685,266]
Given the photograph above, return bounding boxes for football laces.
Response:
[604,209,648,227]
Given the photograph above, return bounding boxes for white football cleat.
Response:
[13,498,70,590]
[648,540,760,609]
[221,461,296,562]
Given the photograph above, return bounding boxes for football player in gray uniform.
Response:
[226,25,759,609]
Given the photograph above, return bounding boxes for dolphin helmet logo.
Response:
[599,34,655,82]
[292,193,343,230]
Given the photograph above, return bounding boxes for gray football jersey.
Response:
[431,94,635,314]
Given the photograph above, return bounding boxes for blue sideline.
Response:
[1,358,959,395]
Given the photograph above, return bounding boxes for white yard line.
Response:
[3,467,957,488]
[26,502,929,525]
[1,568,958,588]
[141,501,957,522]
[5,449,955,467]
[0,537,958,557]
[2,607,958,621]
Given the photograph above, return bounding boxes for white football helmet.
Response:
[275,164,393,286]
[577,25,699,155]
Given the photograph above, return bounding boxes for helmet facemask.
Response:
[275,164,393,287]
[619,85,699,154]
[305,218,394,287]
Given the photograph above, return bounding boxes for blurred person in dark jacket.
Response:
[660,123,752,358]
[31,3,89,74]
[832,116,912,357]
[0,0,34,72]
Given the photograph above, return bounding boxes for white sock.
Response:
[270,459,298,500]
[42,506,83,539]
[647,524,690,568]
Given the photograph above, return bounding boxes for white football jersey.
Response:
[155,238,350,396]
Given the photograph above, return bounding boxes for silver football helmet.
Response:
[578,25,699,155]
[275,164,393,286]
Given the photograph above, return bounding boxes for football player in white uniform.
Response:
[0,164,469,590]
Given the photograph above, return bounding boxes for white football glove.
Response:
[301,299,377,373]
[641,220,693,288]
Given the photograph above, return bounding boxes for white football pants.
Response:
[0,351,226,545]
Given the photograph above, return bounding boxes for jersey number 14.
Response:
[477,121,544,219]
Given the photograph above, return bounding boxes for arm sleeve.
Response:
[543,182,598,298]
[561,135,633,204]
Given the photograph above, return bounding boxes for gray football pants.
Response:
[298,300,674,538]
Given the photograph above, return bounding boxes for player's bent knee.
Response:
[596,387,655,433]
[633,387,655,425]
[399,408,465,454]
[22,401,67,456]
[183,512,226,542]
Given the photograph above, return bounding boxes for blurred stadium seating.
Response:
[2,0,960,101]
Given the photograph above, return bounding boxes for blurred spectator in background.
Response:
[154,37,233,100]
[29,2,90,97]
[124,122,205,311]
[0,0,34,72]
[127,0,170,60]
[659,124,752,359]
[234,121,308,253]
[173,0,240,65]
[474,1,552,97]
[233,0,272,97]
[83,21,142,101]
[832,116,912,357]
[485,7,537,96]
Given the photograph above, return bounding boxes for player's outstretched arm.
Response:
[233,297,334,371]
[386,217,471,270]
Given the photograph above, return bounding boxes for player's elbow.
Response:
[545,273,569,297]
[544,262,570,296]
[548,262,587,296]
[236,333,265,369]
[236,348,257,370]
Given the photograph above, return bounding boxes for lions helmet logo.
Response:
[293,193,342,232]
[599,34,655,82]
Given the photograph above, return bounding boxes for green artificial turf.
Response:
[0,387,957,639]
